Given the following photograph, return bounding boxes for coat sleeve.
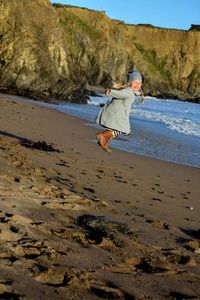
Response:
[109,88,134,99]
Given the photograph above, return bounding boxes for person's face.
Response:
[130,80,142,91]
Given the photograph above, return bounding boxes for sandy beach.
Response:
[0,94,200,300]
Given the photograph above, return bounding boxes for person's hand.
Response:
[105,88,111,96]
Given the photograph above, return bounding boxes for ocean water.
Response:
[1,93,200,168]
[56,96,200,168]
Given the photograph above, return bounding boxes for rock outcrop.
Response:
[0,0,199,102]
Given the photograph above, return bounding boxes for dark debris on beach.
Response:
[20,140,60,152]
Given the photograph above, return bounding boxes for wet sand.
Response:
[0,94,200,300]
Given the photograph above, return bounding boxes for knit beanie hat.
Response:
[127,69,142,83]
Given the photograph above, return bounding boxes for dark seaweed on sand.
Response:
[20,140,60,152]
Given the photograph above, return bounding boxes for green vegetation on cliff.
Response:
[59,10,103,41]
[134,42,172,81]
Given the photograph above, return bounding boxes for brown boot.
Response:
[104,131,114,153]
[96,130,114,153]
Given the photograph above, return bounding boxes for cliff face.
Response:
[0,0,76,100]
[126,26,200,99]
[0,0,199,102]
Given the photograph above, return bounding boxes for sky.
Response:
[51,0,200,30]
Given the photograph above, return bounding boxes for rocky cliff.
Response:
[0,0,199,102]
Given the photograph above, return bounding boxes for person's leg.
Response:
[96,130,113,152]
[96,129,120,153]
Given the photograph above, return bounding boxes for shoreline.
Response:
[0,93,200,299]
[1,92,200,169]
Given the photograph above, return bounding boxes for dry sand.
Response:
[0,94,200,300]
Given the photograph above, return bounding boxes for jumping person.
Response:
[96,69,143,153]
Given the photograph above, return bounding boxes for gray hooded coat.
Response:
[96,87,138,134]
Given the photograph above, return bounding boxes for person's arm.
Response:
[109,88,134,99]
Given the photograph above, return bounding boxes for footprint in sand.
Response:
[151,197,162,202]
[33,267,66,286]
[34,266,136,300]
[146,219,171,230]
[0,211,34,243]
[42,194,98,211]
[164,252,196,267]
[90,281,135,299]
